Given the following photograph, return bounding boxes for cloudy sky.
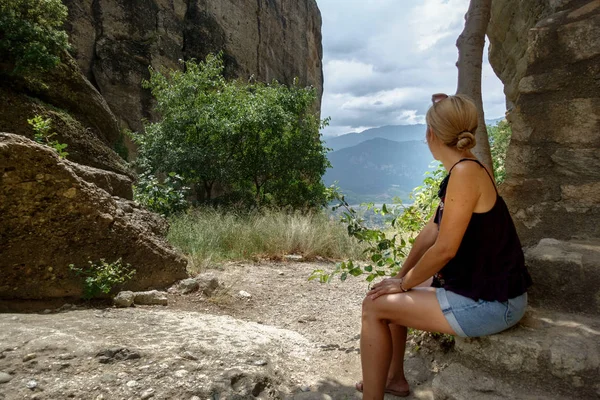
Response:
[315,0,506,137]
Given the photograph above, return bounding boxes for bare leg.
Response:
[386,277,433,393]
[360,287,455,400]
[386,324,409,393]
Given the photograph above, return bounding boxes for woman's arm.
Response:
[395,214,438,279]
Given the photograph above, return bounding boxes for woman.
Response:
[356,93,532,399]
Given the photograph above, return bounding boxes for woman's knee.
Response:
[362,295,393,320]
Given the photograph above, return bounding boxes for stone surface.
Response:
[63,0,324,133]
[0,308,312,399]
[524,238,600,315]
[488,0,600,245]
[432,363,571,400]
[0,134,187,299]
[133,291,169,306]
[452,307,600,399]
[293,393,333,400]
[113,291,135,308]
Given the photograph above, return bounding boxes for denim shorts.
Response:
[435,288,527,337]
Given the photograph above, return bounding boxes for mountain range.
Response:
[322,120,503,204]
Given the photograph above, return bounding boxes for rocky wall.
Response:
[488,0,600,245]
[63,0,323,133]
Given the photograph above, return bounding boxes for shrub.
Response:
[28,115,69,158]
[133,172,189,217]
[69,259,136,299]
[0,0,70,74]
[311,163,445,283]
[488,119,512,185]
[131,53,330,210]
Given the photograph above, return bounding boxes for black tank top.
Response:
[432,159,532,302]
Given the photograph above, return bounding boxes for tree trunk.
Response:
[203,181,213,201]
[456,0,494,172]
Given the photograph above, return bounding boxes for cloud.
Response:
[316,0,506,136]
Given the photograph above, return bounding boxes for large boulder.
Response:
[62,0,323,133]
[488,0,600,245]
[0,133,187,299]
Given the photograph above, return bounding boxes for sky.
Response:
[315,0,506,137]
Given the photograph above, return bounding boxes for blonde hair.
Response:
[426,94,478,151]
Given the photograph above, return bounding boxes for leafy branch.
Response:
[311,163,444,283]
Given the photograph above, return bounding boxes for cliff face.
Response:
[63,0,323,132]
[488,0,600,245]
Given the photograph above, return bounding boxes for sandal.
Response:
[355,381,410,397]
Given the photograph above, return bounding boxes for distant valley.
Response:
[322,124,435,204]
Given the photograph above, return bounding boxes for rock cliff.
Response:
[488,0,600,245]
[63,0,323,133]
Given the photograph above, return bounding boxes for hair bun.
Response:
[457,131,476,150]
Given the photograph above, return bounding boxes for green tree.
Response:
[0,0,70,74]
[133,54,330,209]
[488,119,511,185]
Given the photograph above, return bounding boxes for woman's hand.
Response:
[367,278,406,300]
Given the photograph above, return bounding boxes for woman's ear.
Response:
[426,126,434,143]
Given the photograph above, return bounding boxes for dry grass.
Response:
[167,207,367,273]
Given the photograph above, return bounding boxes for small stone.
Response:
[174,369,188,378]
[195,273,220,297]
[190,397,201,400]
[23,353,37,362]
[181,351,198,361]
[278,271,285,276]
[252,360,268,366]
[141,388,155,399]
[97,356,111,364]
[0,372,12,384]
[126,380,138,388]
[100,374,118,383]
[238,290,252,299]
[113,291,135,308]
[42,309,52,314]
[300,385,311,392]
[284,254,303,260]
[26,380,38,390]
[133,290,168,306]
[96,348,140,363]
[178,278,200,294]
[58,353,76,360]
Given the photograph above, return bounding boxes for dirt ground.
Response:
[0,261,449,400]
